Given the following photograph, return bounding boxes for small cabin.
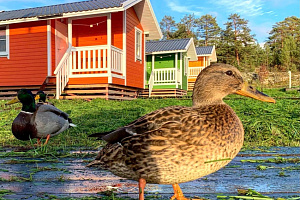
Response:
[0,0,162,100]
[141,38,197,97]
[188,46,217,90]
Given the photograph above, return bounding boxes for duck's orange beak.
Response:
[35,94,40,101]
[235,82,276,103]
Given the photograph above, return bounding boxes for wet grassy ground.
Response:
[0,88,299,199]
[0,147,299,200]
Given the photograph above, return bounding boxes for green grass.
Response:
[0,88,299,150]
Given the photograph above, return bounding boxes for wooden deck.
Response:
[60,84,139,100]
[0,83,139,101]
[0,85,56,100]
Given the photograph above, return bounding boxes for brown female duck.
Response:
[88,63,275,200]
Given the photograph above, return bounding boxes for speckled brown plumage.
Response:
[88,63,275,200]
[89,104,243,184]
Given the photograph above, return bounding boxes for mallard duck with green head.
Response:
[35,90,54,106]
[88,63,275,200]
[6,89,76,145]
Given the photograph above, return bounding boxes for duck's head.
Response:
[192,63,275,107]
[6,89,36,112]
[35,90,46,102]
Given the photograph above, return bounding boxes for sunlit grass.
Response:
[0,88,299,150]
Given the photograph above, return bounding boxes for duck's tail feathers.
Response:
[69,123,77,127]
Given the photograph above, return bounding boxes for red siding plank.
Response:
[126,7,144,89]
[0,21,48,87]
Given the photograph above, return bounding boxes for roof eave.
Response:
[0,7,125,25]
[133,0,162,40]
[122,0,143,9]
[146,49,187,54]
[197,54,212,57]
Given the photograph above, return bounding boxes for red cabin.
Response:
[0,0,162,100]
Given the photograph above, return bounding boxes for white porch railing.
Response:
[111,46,123,73]
[153,68,180,85]
[71,45,123,76]
[54,45,123,99]
[54,47,72,99]
[188,66,205,78]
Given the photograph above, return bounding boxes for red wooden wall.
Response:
[0,9,144,89]
[0,21,48,86]
[126,7,144,89]
[111,12,123,49]
[72,17,107,47]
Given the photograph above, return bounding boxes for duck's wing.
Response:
[34,105,73,136]
[88,106,186,144]
[121,104,243,149]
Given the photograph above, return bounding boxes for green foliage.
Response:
[195,14,221,46]
[159,15,176,40]
[158,12,300,72]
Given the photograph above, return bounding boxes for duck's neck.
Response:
[192,88,226,107]
[192,97,225,107]
[22,102,36,113]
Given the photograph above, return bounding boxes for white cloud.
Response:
[165,0,202,16]
[211,0,267,17]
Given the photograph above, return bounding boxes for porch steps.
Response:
[139,88,187,98]
[188,81,196,91]
[59,84,138,100]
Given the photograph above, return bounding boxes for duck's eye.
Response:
[225,70,233,76]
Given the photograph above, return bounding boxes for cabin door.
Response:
[55,20,68,67]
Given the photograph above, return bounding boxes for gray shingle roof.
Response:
[196,46,214,55]
[0,0,127,22]
[146,38,191,53]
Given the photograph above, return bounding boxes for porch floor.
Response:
[0,84,139,101]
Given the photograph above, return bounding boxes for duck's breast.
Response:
[12,112,37,140]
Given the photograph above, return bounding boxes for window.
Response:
[0,25,9,57]
[135,27,142,61]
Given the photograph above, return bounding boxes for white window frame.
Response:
[135,27,142,61]
[0,25,9,58]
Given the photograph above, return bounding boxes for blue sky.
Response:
[0,0,299,44]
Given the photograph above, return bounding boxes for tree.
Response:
[267,16,300,70]
[223,14,255,67]
[195,14,221,46]
[280,36,297,71]
[159,15,176,40]
[169,14,197,40]
[180,14,197,38]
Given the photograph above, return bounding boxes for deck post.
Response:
[180,53,182,89]
[47,20,52,76]
[175,53,178,88]
[68,19,72,77]
[123,10,127,85]
[107,13,112,84]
